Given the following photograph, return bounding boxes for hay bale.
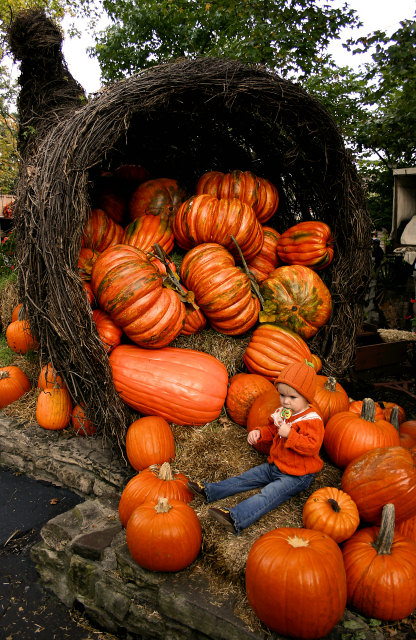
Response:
[9,11,372,448]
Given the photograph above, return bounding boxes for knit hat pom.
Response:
[275,360,317,403]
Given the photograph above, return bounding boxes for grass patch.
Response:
[0,332,16,366]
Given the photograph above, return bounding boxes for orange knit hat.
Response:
[275,361,317,403]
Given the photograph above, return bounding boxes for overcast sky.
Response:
[56,0,416,95]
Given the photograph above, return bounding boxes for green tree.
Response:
[93,0,360,82]
[0,65,18,193]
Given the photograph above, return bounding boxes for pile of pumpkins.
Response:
[2,165,416,638]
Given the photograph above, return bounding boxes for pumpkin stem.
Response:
[151,243,199,310]
[360,398,376,422]
[327,498,341,513]
[154,497,172,513]
[157,462,174,481]
[324,377,337,392]
[389,406,400,432]
[372,503,395,555]
[231,234,265,308]
[0,370,11,380]
[287,535,310,548]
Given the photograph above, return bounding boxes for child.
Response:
[187,361,324,534]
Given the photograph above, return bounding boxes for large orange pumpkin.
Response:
[0,365,31,408]
[302,486,359,543]
[129,178,186,220]
[225,373,276,426]
[126,497,202,572]
[245,527,347,639]
[180,243,260,335]
[313,376,350,424]
[342,503,416,621]
[341,446,416,524]
[109,344,228,425]
[118,462,193,527]
[277,221,334,270]
[324,398,400,469]
[246,389,281,454]
[259,265,332,339]
[173,195,264,262]
[81,208,124,252]
[196,169,279,223]
[125,415,176,471]
[91,244,186,348]
[246,226,280,283]
[243,324,312,381]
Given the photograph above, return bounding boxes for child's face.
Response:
[276,383,309,415]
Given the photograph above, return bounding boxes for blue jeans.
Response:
[204,463,315,533]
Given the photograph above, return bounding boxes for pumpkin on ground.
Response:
[125,416,176,472]
[129,178,186,220]
[0,365,31,408]
[323,398,400,469]
[276,221,334,270]
[180,243,260,335]
[81,208,124,252]
[196,169,279,223]
[313,376,350,424]
[243,324,312,381]
[126,497,202,572]
[246,389,281,455]
[173,195,264,262]
[341,446,416,525]
[91,244,186,348]
[226,373,276,426]
[36,387,73,431]
[342,503,416,621]
[6,319,38,354]
[109,344,228,425]
[71,403,96,437]
[259,264,332,339]
[302,486,360,543]
[246,226,280,283]
[245,527,347,639]
[118,462,193,527]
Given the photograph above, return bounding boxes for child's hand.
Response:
[278,423,291,438]
[247,429,261,445]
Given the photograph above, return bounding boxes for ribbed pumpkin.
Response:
[37,363,65,390]
[180,303,207,336]
[246,226,280,282]
[245,527,347,639]
[302,487,360,543]
[129,178,186,220]
[226,373,276,426]
[180,243,260,335]
[125,415,176,472]
[196,169,279,223]
[173,195,264,262]
[91,244,186,348]
[243,324,312,381]
[259,265,332,339]
[122,214,175,253]
[71,403,96,436]
[36,387,73,431]
[92,309,123,353]
[109,344,228,425]
[81,208,124,252]
[6,319,38,354]
[0,365,31,408]
[126,497,202,572]
[118,462,193,527]
[313,376,350,424]
[341,446,416,524]
[83,281,95,306]
[342,503,416,621]
[277,220,334,270]
[77,248,100,281]
[246,389,281,455]
[324,398,400,469]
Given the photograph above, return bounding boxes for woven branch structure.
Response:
[8,11,373,450]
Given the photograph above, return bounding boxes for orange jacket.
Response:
[258,406,324,476]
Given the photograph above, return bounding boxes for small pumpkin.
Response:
[118,462,193,527]
[396,419,416,449]
[0,365,31,408]
[342,503,416,621]
[313,376,350,424]
[125,415,176,472]
[302,486,359,543]
[36,387,73,431]
[379,400,406,424]
[126,497,202,572]
[245,527,347,639]
[246,389,281,455]
[349,398,385,420]
[246,226,280,283]
[129,178,186,220]
[6,319,38,354]
[92,309,123,353]
[71,403,96,437]
[276,220,334,270]
[226,373,276,426]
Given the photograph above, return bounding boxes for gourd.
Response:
[125,416,176,471]
[245,527,347,639]
[276,220,334,270]
[0,365,31,408]
[226,373,276,426]
[126,497,202,572]
[302,486,359,543]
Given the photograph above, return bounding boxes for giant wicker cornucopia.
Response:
[8,10,372,451]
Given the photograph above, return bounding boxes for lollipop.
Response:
[280,408,292,420]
